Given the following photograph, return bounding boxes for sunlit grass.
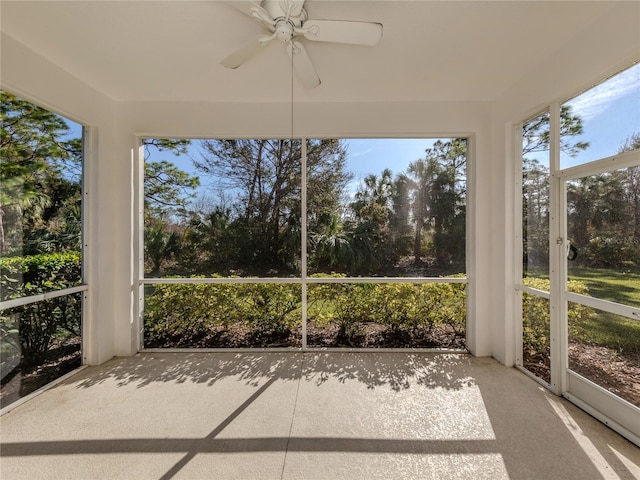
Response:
[568,267,640,353]
[569,267,640,307]
[523,267,640,354]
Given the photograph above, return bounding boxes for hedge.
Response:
[144,274,467,346]
[0,252,81,365]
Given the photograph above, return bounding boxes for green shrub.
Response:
[144,274,468,346]
[0,252,81,365]
[586,236,640,270]
[522,277,593,356]
[143,278,301,344]
[144,279,240,344]
[366,282,466,334]
[0,251,81,301]
[238,283,301,335]
[308,274,466,339]
[308,281,375,337]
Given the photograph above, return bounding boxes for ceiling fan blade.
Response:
[221,38,266,69]
[224,1,265,18]
[287,41,321,89]
[280,0,305,18]
[302,20,383,46]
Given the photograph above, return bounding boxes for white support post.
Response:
[81,124,107,365]
[134,139,145,350]
[513,123,524,367]
[548,103,564,395]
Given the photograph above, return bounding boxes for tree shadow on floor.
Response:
[71,351,476,393]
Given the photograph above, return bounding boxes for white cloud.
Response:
[349,147,374,158]
[565,64,640,121]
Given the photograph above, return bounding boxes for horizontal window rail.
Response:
[554,148,639,181]
[517,285,551,299]
[565,291,640,321]
[141,276,467,285]
[0,285,88,311]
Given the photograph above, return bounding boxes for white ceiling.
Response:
[1,1,619,103]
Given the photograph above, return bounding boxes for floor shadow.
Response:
[72,351,475,392]
[0,436,501,457]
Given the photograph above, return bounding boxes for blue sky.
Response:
[561,62,640,168]
[343,138,438,195]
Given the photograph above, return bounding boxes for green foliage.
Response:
[522,105,589,157]
[144,160,199,217]
[307,274,466,341]
[404,139,466,268]
[521,278,593,356]
[144,274,467,347]
[144,221,181,274]
[193,139,305,273]
[0,251,81,301]
[0,252,81,365]
[240,283,301,335]
[308,278,375,337]
[1,91,82,255]
[586,236,640,270]
[143,279,301,345]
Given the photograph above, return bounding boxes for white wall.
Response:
[489,2,640,365]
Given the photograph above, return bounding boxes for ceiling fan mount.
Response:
[221,0,383,88]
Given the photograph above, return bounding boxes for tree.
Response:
[405,139,466,268]
[145,221,181,274]
[617,133,640,242]
[141,139,200,273]
[521,107,589,272]
[195,139,351,274]
[181,206,236,272]
[405,158,434,262]
[347,169,396,273]
[1,91,82,254]
[143,139,199,219]
[522,158,550,271]
[195,139,302,272]
[522,105,589,157]
[424,139,466,267]
[308,213,354,272]
[306,139,352,231]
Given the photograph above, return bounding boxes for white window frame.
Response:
[136,136,472,352]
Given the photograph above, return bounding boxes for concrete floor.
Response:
[0,352,639,480]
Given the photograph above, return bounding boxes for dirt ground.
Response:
[524,343,639,407]
[0,338,81,409]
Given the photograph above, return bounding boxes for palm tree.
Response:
[309,213,354,272]
[405,159,435,262]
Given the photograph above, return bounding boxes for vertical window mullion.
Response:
[301,137,308,350]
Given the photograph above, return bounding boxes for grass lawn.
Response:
[568,267,640,354]
[569,266,640,307]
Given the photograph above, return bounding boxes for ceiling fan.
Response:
[221,0,383,88]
